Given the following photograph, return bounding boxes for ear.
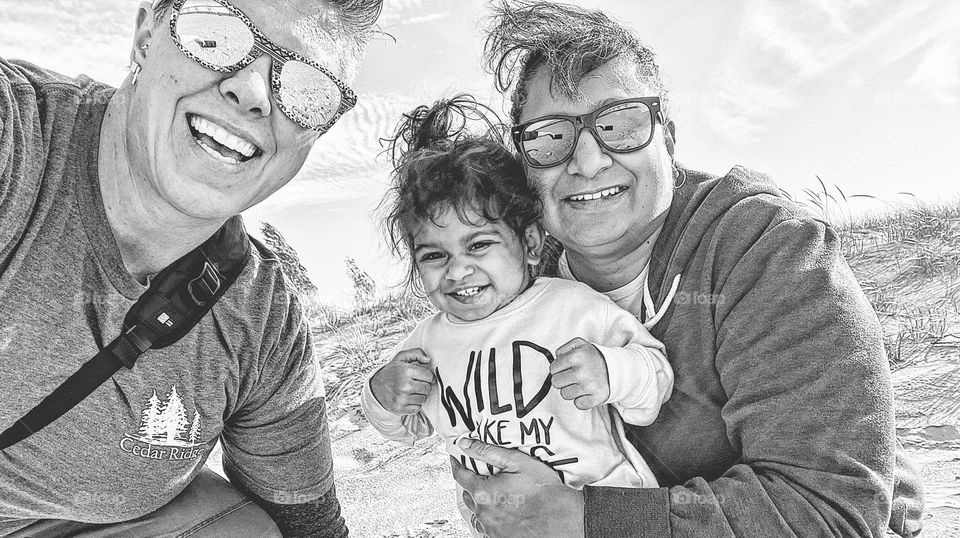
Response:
[130,2,155,68]
[664,118,677,159]
[522,224,545,266]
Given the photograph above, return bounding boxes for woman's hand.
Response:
[551,337,610,409]
[451,438,585,538]
[369,348,434,415]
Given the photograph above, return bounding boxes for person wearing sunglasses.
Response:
[450,2,924,538]
[0,0,381,536]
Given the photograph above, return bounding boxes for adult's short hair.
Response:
[483,0,671,125]
[152,0,383,49]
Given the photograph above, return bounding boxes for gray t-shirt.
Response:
[0,58,335,533]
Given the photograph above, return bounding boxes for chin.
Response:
[557,221,628,250]
[450,307,496,322]
[163,185,246,221]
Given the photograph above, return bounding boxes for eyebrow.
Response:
[412,228,504,254]
[579,96,626,112]
[413,242,436,254]
[461,229,503,245]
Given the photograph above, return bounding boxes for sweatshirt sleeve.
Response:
[360,341,435,447]
[585,218,897,537]
[592,301,673,426]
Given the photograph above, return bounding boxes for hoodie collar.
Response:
[646,165,783,306]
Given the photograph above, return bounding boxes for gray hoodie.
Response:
[539,166,923,537]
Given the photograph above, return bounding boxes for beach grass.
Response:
[263,194,960,416]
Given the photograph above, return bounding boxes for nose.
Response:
[566,127,613,178]
[446,256,475,282]
[218,56,272,118]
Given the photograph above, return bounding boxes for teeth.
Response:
[453,287,481,297]
[569,187,624,202]
[189,115,257,158]
[196,139,241,164]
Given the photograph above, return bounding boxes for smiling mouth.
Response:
[448,285,487,299]
[566,186,627,202]
[187,113,262,165]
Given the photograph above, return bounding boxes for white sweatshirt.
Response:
[362,277,674,492]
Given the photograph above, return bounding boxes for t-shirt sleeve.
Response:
[220,292,337,505]
[0,58,40,256]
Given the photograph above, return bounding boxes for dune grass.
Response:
[263,193,960,416]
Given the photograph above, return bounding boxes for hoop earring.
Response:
[129,63,142,86]
[130,43,148,86]
[673,163,686,189]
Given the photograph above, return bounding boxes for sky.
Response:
[1,0,958,303]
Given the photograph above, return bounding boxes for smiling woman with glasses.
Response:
[169,0,357,133]
[0,0,382,536]
[511,97,662,168]
[447,2,925,538]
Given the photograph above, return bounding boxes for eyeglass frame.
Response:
[510,97,663,169]
[168,0,358,134]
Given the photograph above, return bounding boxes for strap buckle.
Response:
[188,262,221,307]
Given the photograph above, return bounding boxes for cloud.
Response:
[705,0,960,143]
[383,0,428,12]
[402,12,449,25]
[704,75,798,143]
[906,41,960,107]
[380,0,453,25]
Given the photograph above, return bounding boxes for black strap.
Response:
[0,217,250,451]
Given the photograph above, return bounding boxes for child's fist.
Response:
[370,348,435,415]
[550,337,610,410]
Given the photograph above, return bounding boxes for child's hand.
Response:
[550,338,610,410]
[370,348,435,415]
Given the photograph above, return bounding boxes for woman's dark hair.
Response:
[483,0,671,125]
[380,94,541,294]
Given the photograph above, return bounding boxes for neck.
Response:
[564,213,667,292]
[99,87,226,283]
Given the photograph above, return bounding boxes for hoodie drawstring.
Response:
[642,273,681,330]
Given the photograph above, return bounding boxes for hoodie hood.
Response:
[645,165,784,306]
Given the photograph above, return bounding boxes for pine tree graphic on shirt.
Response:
[188,412,202,444]
[137,390,164,439]
[129,385,204,447]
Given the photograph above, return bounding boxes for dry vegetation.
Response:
[259,193,960,536]
[262,193,960,420]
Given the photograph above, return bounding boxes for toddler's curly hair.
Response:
[381,94,541,294]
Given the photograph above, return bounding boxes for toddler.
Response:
[361,96,673,536]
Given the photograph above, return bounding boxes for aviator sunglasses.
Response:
[511,97,662,168]
[169,0,357,133]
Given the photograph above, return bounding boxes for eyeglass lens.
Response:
[174,0,344,128]
[520,100,654,167]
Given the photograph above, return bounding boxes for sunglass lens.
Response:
[175,0,253,68]
[595,101,653,151]
[278,61,346,129]
[520,118,577,167]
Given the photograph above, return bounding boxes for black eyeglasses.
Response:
[511,97,662,168]
[169,0,357,133]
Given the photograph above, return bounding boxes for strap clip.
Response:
[188,261,221,307]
